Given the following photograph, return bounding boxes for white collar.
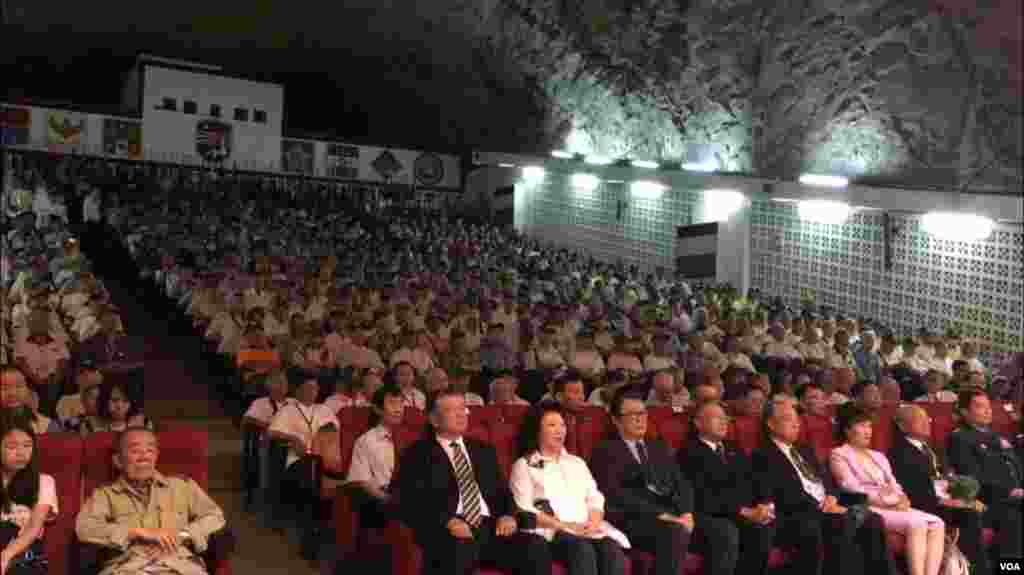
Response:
[772,438,794,455]
[905,436,926,450]
[700,436,723,452]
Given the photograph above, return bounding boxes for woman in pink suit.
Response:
[829,404,945,575]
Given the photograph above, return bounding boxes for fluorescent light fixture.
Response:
[498,163,516,168]
[521,166,546,183]
[570,173,600,192]
[630,180,666,199]
[798,200,852,225]
[585,155,612,166]
[703,189,746,222]
[799,173,849,188]
[681,160,718,172]
[605,179,626,184]
[921,212,994,242]
[551,150,573,159]
[631,160,659,169]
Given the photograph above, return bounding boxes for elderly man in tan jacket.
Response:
[75,428,226,575]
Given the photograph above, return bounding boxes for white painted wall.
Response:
[141,65,284,170]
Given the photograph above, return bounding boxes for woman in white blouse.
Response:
[509,403,628,575]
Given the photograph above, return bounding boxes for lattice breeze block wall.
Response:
[750,200,1024,356]
[520,174,700,272]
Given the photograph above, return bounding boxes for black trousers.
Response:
[775,509,896,575]
[621,515,691,575]
[345,484,394,530]
[550,532,626,575]
[690,514,775,575]
[940,506,991,575]
[420,517,552,575]
[985,498,1023,559]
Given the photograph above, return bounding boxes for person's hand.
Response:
[678,512,695,532]
[495,515,517,537]
[447,518,474,539]
[2,548,11,575]
[940,498,962,509]
[894,496,911,511]
[972,500,987,513]
[744,504,774,525]
[560,522,588,536]
[130,527,181,553]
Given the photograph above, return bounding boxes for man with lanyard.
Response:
[266,370,340,558]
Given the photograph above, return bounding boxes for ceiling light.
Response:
[571,173,600,191]
[921,212,994,242]
[585,155,612,166]
[703,189,746,222]
[551,150,573,159]
[498,163,516,168]
[799,173,849,188]
[631,160,659,169]
[798,200,852,224]
[521,166,546,183]
[681,161,718,172]
[630,180,666,199]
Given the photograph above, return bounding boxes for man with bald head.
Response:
[887,404,990,573]
[677,401,776,575]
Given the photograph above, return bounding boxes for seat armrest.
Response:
[384,519,423,575]
[334,485,362,559]
[204,526,237,566]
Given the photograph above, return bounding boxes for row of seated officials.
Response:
[0,402,231,575]
[239,359,1023,575]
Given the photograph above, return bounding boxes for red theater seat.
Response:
[38,433,84,575]
[498,404,531,427]
[800,414,837,462]
[339,406,373,432]
[729,415,761,455]
[469,405,503,429]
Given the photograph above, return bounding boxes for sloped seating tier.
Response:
[37,429,231,575]
[333,401,1015,574]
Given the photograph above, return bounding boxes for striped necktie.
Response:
[451,441,483,527]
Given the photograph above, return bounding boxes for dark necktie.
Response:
[790,447,821,483]
[635,441,649,467]
[921,442,941,479]
[716,443,728,463]
[450,441,483,527]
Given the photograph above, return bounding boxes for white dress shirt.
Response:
[346,425,396,490]
[510,449,629,548]
[772,439,826,504]
[436,436,491,518]
[268,402,340,466]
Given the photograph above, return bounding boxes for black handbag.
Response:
[0,520,48,574]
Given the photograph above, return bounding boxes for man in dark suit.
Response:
[946,389,1023,558]
[394,389,551,575]
[678,401,777,575]
[751,399,896,575]
[888,404,990,574]
[589,386,696,575]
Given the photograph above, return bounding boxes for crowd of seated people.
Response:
[7,153,1023,574]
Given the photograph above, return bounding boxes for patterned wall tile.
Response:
[750,200,1024,356]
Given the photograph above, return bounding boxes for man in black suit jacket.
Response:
[394,390,551,575]
[946,390,1023,558]
[677,401,777,575]
[888,404,990,574]
[751,399,896,575]
[590,388,696,575]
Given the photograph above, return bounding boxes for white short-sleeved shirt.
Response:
[0,474,59,538]
[346,425,395,490]
[268,402,340,466]
[243,397,295,426]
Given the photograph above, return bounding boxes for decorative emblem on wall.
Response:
[371,149,403,181]
[413,152,445,186]
[195,120,233,163]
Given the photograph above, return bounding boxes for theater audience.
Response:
[511,402,627,575]
[752,400,896,575]
[829,404,945,575]
[395,390,550,575]
[489,374,530,406]
[0,366,61,434]
[79,380,152,435]
[888,404,990,574]
[241,370,294,431]
[75,428,226,575]
[55,361,103,423]
[590,388,695,575]
[916,370,956,403]
[645,370,689,411]
[946,389,1023,559]
[677,400,776,575]
[0,420,58,575]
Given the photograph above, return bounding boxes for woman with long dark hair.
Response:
[0,419,58,575]
[78,380,153,435]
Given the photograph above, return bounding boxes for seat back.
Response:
[38,433,84,575]
[800,414,837,462]
[573,407,613,461]
[870,405,900,452]
[651,414,689,453]
[338,406,373,433]
[497,404,531,427]
[730,415,762,455]
[81,429,211,499]
[468,405,503,430]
